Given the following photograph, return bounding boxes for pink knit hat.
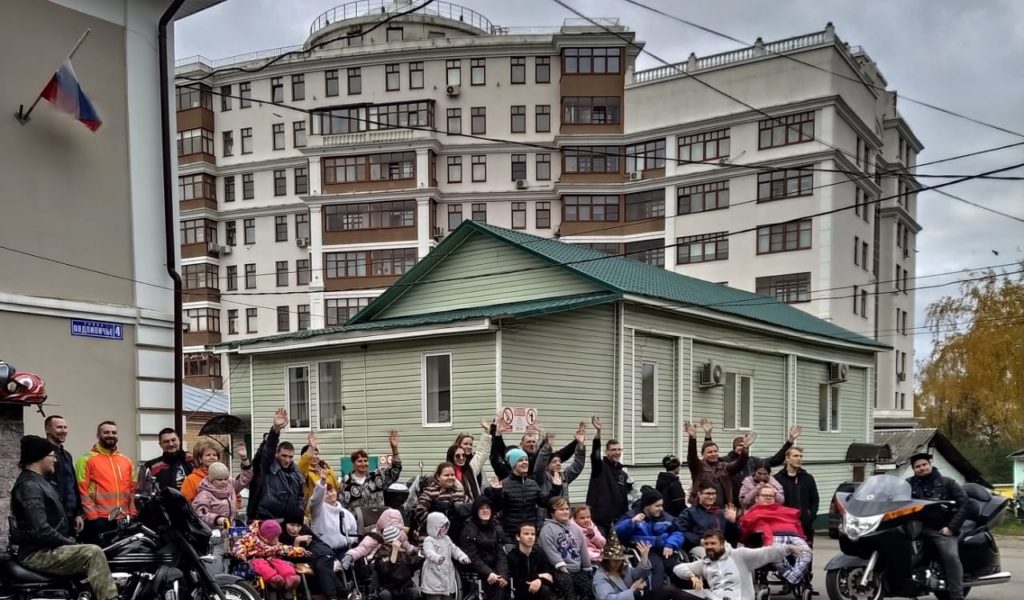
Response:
[259,519,282,539]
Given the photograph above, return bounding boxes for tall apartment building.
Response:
[174,1,920,426]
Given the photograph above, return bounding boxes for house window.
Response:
[220,84,232,111]
[446,60,461,86]
[297,259,310,285]
[291,74,305,100]
[472,203,487,222]
[297,305,310,331]
[624,189,664,221]
[276,306,290,332]
[447,156,462,183]
[756,219,812,254]
[678,232,729,264]
[386,64,400,91]
[176,84,212,111]
[641,362,656,424]
[512,202,527,229]
[535,105,551,133]
[324,200,416,231]
[319,361,343,429]
[563,195,619,222]
[448,204,463,230]
[625,139,666,172]
[276,261,288,287]
[245,307,258,332]
[295,212,310,240]
[286,365,310,428]
[510,57,526,84]
[510,105,526,133]
[819,384,840,432]
[294,167,309,195]
[243,218,256,244]
[563,47,621,74]
[854,236,860,267]
[224,176,235,203]
[409,62,424,89]
[325,298,371,325]
[471,107,486,134]
[423,353,452,426]
[275,215,288,241]
[757,166,813,201]
[447,108,461,135]
[225,220,236,245]
[273,170,287,196]
[244,263,256,289]
[470,58,486,85]
[386,26,403,41]
[895,265,902,291]
[861,241,869,271]
[324,249,418,278]
[536,154,551,181]
[511,154,527,181]
[240,128,253,154]
[563,147,620,173]
[181,219,217,245]
[535,56,551,83]
[759,111,815,149]
[271,77,283,103]
[756,272,811,304]
[853,285,859,315]
[724,373,753,430]
[346,68,360,95]
[562,96,621,124]
[679,130,730,164]
[325,70,339,96]
[322,152,416,183]
[242,173,254,200]
[678,180,729,214]
[471,155,486,182]
[239,82,251,108]
[860,289,868,319]
[222,131,233,156]
[227,309,238,334]
[226,265,237,291]
[179,174,216,201]
[535,202,551,229]
[293,121,306,148]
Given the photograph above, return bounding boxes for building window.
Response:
[536,202,551,229]
[226,265,237,291]
[227,309,238,334]
[296,212,310,239]
[176,128,214,156]
[447,156,463,183]
[322,69,338,97]
[242,173,254,200]
[678,232,728,264]
[409,61,424,89]
[290,121,305,148]
[535,56,551,83]
[297,259,310,285]
[182,263,219,290]
[446,60,461,86]
[271,77,283,103]
[423,353,452,426]
[511,202,527,229]
[679,128,730,163]
[220,84,231,111]
[860,289,868,319]
[386,64,400,91]
[324,248,418,278]
[179,174,216,202]
[323,152,416,184]
[895,265,902,292]
[297,305,310,331]
[624,189,665,221]
[245,308,258,333]
[563,195,619,222]
[386,26,403,41]
[536,154,551,181]
[472,203,487,222]
[819,384,840,432]
[240,128,253,154]
[184,354,222,380]
[471,155,486,182]
[678,180,729,214]
[625,139,666,172]
[861,241,869,271]
[510,105,526,133]
[325,298,371,326]
[471,107,486,134]
[275,215,288,241]
[319,361,343,429]
[757,166,813,201]
[447,108,461,135]
[533,105,552,133]
[511,154,527,180]
[562,96,621,125]
[180,219,217,245]
[224,176,235,203]
[225,220,236,245]
[448,204,463,231]
[641,362,656,424]
[324,200,416,231]
[625,239,664,266]
[757,219,812,254]
[286,366,310,428]
[276,306,290,331]
[291,74,305,100]
[563,47,621,74]
[273,170,287,196]
[176,84,212,111]
[724,373,753,430]
[510,57,526,84]
[854,236,860,267]
[239,82,251,108]
[470,58,486,85]
[222,131,233,156]
[346,68,360,95]
[756,272,811,304]
[563,147,620,173]
[243,218,256,244]
[759,111,815,149]
[902,310,908,335]
[294,167,308,195]
[184,309,220,333]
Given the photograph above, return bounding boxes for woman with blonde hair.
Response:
[181,439,223,502]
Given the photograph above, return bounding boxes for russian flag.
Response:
[40,60,101,131]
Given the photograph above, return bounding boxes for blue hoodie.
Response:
[614,506,683,551]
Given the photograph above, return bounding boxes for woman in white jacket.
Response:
[421,512,471,600]
[309,469,359,561]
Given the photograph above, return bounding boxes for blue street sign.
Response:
[70,319,124,341]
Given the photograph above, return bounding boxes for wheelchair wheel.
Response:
[800,588,813,600]
[756,588,771,600]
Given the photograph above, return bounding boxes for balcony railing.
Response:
[319,128,423,147]
[310,0,495,36]
[175,45,304,69]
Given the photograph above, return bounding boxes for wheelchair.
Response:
[224,526,315,600]
[745,532,815,600]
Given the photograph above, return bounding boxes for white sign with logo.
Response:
[500,406,538,433]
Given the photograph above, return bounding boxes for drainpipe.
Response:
[159,0,186,437]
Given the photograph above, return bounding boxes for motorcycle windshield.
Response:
[845,475,916,516]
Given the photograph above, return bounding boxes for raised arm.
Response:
[469,418,494,476]
[590,416,604,477]
[564,432,587,485]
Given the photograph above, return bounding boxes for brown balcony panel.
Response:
[559,218,664,237]
[177,107,215,132]
[183,288,221,303]
[184,331,222,346]
[179,153,216,166]
[322,179,416,194]
[323,227,417,245]
[642,167,666,179]
[184,374,223,389]
[560,123,624,135]
[180,197,218,211]
[324,275,399,292]
[560,73,625,96]
[560,172,627,184]
[181,242,219,259]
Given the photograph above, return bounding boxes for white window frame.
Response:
[819,383,841,432]
[285,364,311,430]
[723,372,753,430]
[318,360,343,431]
[421,351,453,427]
[640,361,658,425]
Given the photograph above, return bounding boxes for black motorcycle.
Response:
[0,475,260,600]
[825,474,1011,600]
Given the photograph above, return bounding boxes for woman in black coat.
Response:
[460,496,508,600]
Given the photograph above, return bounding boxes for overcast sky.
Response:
[176,0,1024,365]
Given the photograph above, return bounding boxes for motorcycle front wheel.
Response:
[826,567,884,600]
[192,581,262,600]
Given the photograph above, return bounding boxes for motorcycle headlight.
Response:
[842,513,883,540]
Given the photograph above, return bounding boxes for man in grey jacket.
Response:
[673,530,807,600]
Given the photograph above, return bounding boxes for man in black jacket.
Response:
[907,452,970,600]
[773,446,819,546]
[142,427,195,490]
[43,415,82,535]
[585,416,633,534]
[10,435,118,600]
[256,408,303,519]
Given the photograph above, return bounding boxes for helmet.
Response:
[0,361,15,388]
[383,482,409,509]
[0,369,47,405]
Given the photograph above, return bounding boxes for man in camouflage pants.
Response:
[10,435,118,600]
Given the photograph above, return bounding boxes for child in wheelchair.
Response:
[232,519,310,593]
[739,484,813,596]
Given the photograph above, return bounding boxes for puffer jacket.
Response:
[192,469,252,528]
[614,506,684,551]
[459,497,508,579]
[656,470,687,518]
[539,517,590,573]
[573,517,606,562]
[76,444,136,521]
[487,472,560,534]
[738,502,804,545]
[674,545,787,600]
[594,562,651,600]
[738,477,785,509]
[421,513,469,595]
[10,470,76,555]
[345,509,415,562]
[676,504,740,549]
[908,468,971,532]
[535,439,585,498]
[231,521,310,561]
[414,478,469,532]
[687,436,748,506]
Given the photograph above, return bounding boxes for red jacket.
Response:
[739,502,804,546]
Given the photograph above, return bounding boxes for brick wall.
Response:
[184,412,231,465]
[0,405,25,544]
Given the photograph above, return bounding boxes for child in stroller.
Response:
[739,483,813,599]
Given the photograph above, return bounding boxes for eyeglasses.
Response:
[699,491,717,496]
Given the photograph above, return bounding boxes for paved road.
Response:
[812,536,1024,600]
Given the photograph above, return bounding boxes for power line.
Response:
[932,189,1024,223]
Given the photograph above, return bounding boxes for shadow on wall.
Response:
[0,405,25,543]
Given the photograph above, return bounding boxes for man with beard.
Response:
[143,427,195,490]
[76,420,136,545]
[673,529,808,600]
[11,435,119,600]
[44,415,83,536]
[907,452,970,600]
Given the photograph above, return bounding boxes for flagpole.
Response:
[15,28,92,125]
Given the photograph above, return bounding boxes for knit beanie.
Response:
[207,462,230,481]
[640,487,664,508]
[506,448,528,467]
[382,525,401,543]
[282,506,306,526]
[19,435,54,467]
[259,519,282,539]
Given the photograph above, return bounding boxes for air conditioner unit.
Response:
[628,171,642,181]
[431,226,444,239]
[515,179,527,190]
[698,362,724,388]
[897,372,906,382]
[219,245,232,255]
[446,84,461,97]
[828,362,849,383]
[296,237,309,248]
[206,242,219,255]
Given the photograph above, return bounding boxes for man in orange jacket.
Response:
[76,420,136,545]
